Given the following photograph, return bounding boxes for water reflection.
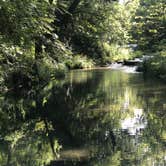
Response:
[121,108,147,135]
[0,69,166,166]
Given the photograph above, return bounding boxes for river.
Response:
[0,68,166,166]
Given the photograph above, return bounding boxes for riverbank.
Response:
[141,55,166,82]
[72,64,140,75]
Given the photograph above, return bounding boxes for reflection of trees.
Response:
[0,70,119,165]
[45,70,148,165]
[0,117,61,166]
[137,86,166,166]
[0,70,166,166]
[0,80,62,165]
[45,71,111,143]
[0,70,105,165]
[110,79,166,166]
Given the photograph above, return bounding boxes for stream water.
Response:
[0,68,166,166]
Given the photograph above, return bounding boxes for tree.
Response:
[131,0,166,51]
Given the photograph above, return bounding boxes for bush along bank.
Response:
[142,53,166,82]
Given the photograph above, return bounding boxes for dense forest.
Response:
[0,0,165,88]
[0,0,166,166]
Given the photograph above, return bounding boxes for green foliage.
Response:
[147,58,166,77]
[132,50,143,58]
[65,54,95,69]
[0,0,141,90]
[102,43,134,63]
[0,0,55,45]
[130,0,166,80]
[0,1,166,165]
[143,52,166,81]
[55,0,138,61]
[132,0,166,51]
[0,0,58,90]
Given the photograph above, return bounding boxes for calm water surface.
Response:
[0,69,166,166]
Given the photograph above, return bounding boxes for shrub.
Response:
[65,54,95,69]
[132,50,143,58]
[102,43,134,63]
[143,51,166,81]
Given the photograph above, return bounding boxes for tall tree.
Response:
[131,0,166,51]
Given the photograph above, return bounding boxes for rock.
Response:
[124,59,142,66]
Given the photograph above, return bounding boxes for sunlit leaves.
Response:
[132,0,166,50]
[0,0,55,45]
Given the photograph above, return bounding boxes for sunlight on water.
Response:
[123,66,138,73]
[109,63,139,73]
[121,108,147,135]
